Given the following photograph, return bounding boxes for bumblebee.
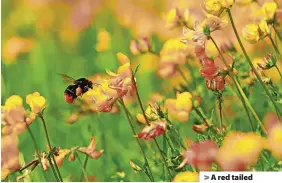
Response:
[60,74,95,104]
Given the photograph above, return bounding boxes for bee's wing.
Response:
[59,74,76,84]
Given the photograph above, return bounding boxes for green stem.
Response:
[269,35,281,56]
[227,9,282,117]
[217,94,223,133]
[39,114,63,182]
[76,152,88,182]
[193,107,210,127]
[166,119,186,149]
[132,78,173,180]
[48,157,60,182]
[177,66,190,88]
[25,123,48,181]
[119,99,154,182]
[80,156,89,181]
[273,25,282,41]
[275,65,282,78]
[164,134,175,152]
[210,36,255,131]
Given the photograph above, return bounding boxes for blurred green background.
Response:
[2,0,281,181]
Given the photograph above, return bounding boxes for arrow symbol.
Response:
[204,175,209,180]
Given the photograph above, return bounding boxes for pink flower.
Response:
[206,75,225,91]
[200,57,218,80]
[177,140,218,170]
[78,136,104,159]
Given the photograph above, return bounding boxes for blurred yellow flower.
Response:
[2,37,34,64]
[261,2,277,22]
[216,132,264,170]
[242,20,269,43]
[96,29,111,52]
[26,92,46,114]
[204,0,223,16]
[164,92,193,122]
[166,8,193,29]
[219,0,235,8]
[173,171,198,182]
[266,121,282,159]
[116,53,130,64]
[2,95,23,111]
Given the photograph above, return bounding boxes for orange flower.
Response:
[137,120,167,140]
[2,37,34,64]
[177,140,218,170]
[54,149,72,167]
[1,135,20,180]
[78,136,104,159]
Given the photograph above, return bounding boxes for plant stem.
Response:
[269,35,281,57]
[25,123,48,181]
[164,134,175,152]
[210,36,255,131]
[153,138,172,180]
[177,66,190,88]
[80,156,89,181]
[275,65,282,78]
[119,99,154,182]
[39,114,63,182]
[217,94,223,133]
[166,119,186,149]
[132,79,173,180]
[48,157,60,182]
[273,25,282,41]
[193,107,210,127]
[76,152,89,182]
[227,9,282,117]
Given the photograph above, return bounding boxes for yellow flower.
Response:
[258,20,269,37]
[216,132,264,170]
[205,0,223,15]
[164,92,193,122]
[242,24,259,43]
[96,29,111,52]
[116,52,130,64]
[173,171,198,182]
[26,92,46,114]
[166,8,193,29]
[236,0,254,6]
[2,37,34,64]
[261,2,277,22]
[2,95,23,111]
[266,123,282,160]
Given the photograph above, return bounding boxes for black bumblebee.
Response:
[60,74,94,104]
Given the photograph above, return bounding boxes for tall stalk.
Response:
[119,99,155,181]
[131,75,173,180]
[38,113,63,182]
[227,9,282,118]
[210,36,255,131]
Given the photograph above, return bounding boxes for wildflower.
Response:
[182,21,207,46]
[201,14,228,33]
[206,75,225,91]
[96,29,111,52]
[54,149,71,167]
[242,20,269,43]
[219,0,235,8]
[264,113,282,159]
[173,171,199,182]
[2,37,34,64]
[26,92,46,114]
[158,38,192,78]
[166,8,193,29]
[164,92,193,122]
[261,2,278,22]
[1,95,35,135]
[177,140,218,170]
[1,135,20,180]
[216,132,264,170]
[257,53,276,70]
[193,123,209,134]
[136,104,159,124]
[204,0,224,16]
[78,136,104,159]
[129,37,151,55]
[200,57,218,80]
[137,120,167,140]
[107,54,135,98]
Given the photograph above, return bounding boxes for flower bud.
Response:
[257,53,276,70]
[193,123,209,134]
